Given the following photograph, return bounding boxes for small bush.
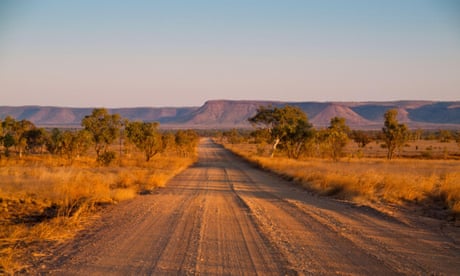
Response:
[97,151,116,166]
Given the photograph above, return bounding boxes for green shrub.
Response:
[97,151,116,166]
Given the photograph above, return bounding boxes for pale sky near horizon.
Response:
[0,0,459,107]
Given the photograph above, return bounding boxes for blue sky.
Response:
[0,0,459,107]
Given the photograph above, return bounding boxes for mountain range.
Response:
[1,100,459,129]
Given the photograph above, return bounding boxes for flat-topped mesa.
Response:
[185,100,277,127]
[1,100,459,129]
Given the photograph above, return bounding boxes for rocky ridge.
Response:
[1,100,459,129]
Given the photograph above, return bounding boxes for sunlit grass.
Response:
[225,143,460,217]
[0,152,196,274]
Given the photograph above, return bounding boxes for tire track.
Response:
[238,164,458,275]
[231,171,397,274]
[219,145,458,275]
[224,168,293,275]
[193,165,287,274]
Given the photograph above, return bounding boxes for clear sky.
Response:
[0,0,459,107]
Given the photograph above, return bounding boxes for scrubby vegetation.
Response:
[219,105,460,222]
[0,109,199,274]
[225,144,460,216]
[1,104,459,273]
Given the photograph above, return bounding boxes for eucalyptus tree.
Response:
[351,130,372,148]
[382,109,409,160]
[126,121,163,161]
[2,116,18,156]
[47,128,64,155]
[81,108,122,160]
[161,132,176,153]
[1,116,35,157]
[175,129,199,157]
[249,105,313,158]
[325,117,350,161]
[58,130,93,161]
[24,127,49,154]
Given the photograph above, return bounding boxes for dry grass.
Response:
[347,139,460,159]
[0,153,196,274]
[225,143,460,219]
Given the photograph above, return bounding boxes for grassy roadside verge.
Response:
[0,154,196,274]
[222,143,460,222]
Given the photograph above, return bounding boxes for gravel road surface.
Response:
[40,138,460,275]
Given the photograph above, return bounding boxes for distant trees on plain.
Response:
[217,105,459,160]
[0,108,199,164]
[1,106,459,161]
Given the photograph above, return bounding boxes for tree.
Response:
[324,117,350,161]
[249,105,313,158]
[81,108,122,160]
[1,117,16,156]
[382,109,409,160]
[175,129,199,157]
[47,128,64,155]
[126,121,163,161]
[25,128,50,154]
[1,116,35,157]
[438,130,453,143]
[351,130,372,148]
[313,129,330,158]
[3,134,15,157]
[224,129,244,144]
[61,130,92,161]
[73,130,93,158]
[283,118,315,159]
[16,120,35,157]
[250,128,270,144]
[161,132,177,153]
[248,106,279,157]
[411,129,423,141]
[45,129,92,161]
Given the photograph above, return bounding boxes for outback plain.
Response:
[2,0,460,274]
[0,104,459,275]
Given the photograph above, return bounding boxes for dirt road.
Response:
[41,138,459,275]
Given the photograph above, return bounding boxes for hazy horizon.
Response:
[1,98,460,109]
[1,1,459,108]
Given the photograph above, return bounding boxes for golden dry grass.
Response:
[225,143,460,218]
[0,153,196,274]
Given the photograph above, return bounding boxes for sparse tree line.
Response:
[0,108,199,164]
[219,105,460,160]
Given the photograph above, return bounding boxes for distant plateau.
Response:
[1,100,459,129]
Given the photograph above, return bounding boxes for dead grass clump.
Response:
[146,173,169,188]
[436,172,460,213]
[111,188,137,202]
[0,201,95,274]
[115,170,144,188]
